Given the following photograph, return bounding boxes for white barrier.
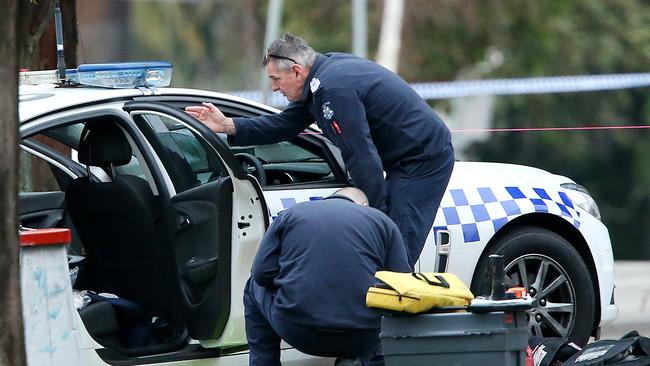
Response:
[20,228,81,366]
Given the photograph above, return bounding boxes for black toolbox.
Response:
[380,311,528,366]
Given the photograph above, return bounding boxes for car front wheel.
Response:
[471,227,595,346]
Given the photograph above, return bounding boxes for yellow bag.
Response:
[366,272,474,313]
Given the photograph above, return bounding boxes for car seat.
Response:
[66,118,179,320]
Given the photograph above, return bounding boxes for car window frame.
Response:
[20,104,167,197]
[131,111,229,194]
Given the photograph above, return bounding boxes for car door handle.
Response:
[183,257,218,286]
[238,221,250,229]
[179,215,191,229]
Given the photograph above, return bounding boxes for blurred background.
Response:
[20,0,650,261]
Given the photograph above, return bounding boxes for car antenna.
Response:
[54,0,67,84]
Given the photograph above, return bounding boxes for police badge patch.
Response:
[322,102,334,120]
[310,77,321,93]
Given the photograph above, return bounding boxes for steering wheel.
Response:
[234,153,267,186]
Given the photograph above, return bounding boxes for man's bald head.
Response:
[334,187,369,206]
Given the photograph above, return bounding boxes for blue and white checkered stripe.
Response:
[439,186,580,243]
[271,196,324,220]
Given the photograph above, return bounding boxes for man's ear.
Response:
[291,64,303,78]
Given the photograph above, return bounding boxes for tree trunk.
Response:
[0,0,76,362]
[375,0,404,73]
[19,0,78,69]
[0,0,26,364]
[18,0,77,197]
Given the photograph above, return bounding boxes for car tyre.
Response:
[471,226,595,346]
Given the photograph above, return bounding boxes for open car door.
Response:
[123,102,269,347]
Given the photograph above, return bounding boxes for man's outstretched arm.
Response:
[185,102,237,134]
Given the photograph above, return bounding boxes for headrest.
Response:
[78,119,132,167]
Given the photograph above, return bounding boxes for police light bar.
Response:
[19,70,60,85]
[75,62,172,88]
[19,61,172,88]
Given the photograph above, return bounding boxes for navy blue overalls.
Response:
[244,196,410,365]
[232,52,454,268]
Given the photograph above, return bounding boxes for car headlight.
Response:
[560,182,601,221]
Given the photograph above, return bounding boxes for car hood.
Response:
[451,161,575,188]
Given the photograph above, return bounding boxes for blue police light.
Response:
[66,68,78,83]
[73,62,172,88]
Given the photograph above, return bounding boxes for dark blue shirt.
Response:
[251,196,410,330]
[232,53,451,212]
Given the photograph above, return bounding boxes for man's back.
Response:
[311,52,451,167]
[252,196,409,330]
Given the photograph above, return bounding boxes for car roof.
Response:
[19,84,144,122]
[19,84,280,123]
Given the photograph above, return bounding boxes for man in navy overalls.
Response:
[186,34,454,269]
[244,188,410,365]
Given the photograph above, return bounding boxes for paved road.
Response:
[599,261,650,340]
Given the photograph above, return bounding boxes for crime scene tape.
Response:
[411,73,650,99]
[231,72,650,107]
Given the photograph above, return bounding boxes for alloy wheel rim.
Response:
[505,254,576,338]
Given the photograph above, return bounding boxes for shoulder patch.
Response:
[310,77,321,93]
[322,101,334,120]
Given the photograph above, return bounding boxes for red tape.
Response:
[450,125,650,133]
[300,125,650,135]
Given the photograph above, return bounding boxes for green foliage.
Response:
[441,1,650,259]
[282,0,383,55]
[283,1,353,52]
[128,0,266,90]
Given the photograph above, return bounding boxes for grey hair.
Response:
[334,187,369,206]
[263,34,318,70]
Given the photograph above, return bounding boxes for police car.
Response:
[18,62,617,364]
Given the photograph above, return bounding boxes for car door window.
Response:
[18,148,69,230]
[24,121,147,182]
[133,113,227,194]
[19,149,61,193]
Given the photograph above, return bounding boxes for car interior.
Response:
[18,101,348,361]
[20,114,232,359]
[65,118,189,356]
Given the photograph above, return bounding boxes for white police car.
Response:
[18,63,617,364]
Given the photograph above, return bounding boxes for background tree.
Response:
[4,1,79,362]
[128,0,264,90]
[0,0,26,363]
[18,0,77,70]
[19,0,77,194]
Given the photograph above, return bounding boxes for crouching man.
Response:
[244,187,410,365]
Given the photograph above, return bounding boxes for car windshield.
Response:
[240,141,323,164]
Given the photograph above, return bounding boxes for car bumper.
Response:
[600,303,619,326]
[578,213,618,327]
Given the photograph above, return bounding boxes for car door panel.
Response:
[124,101,267,344]
[171,177,233,339]
[19,192,65,228]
